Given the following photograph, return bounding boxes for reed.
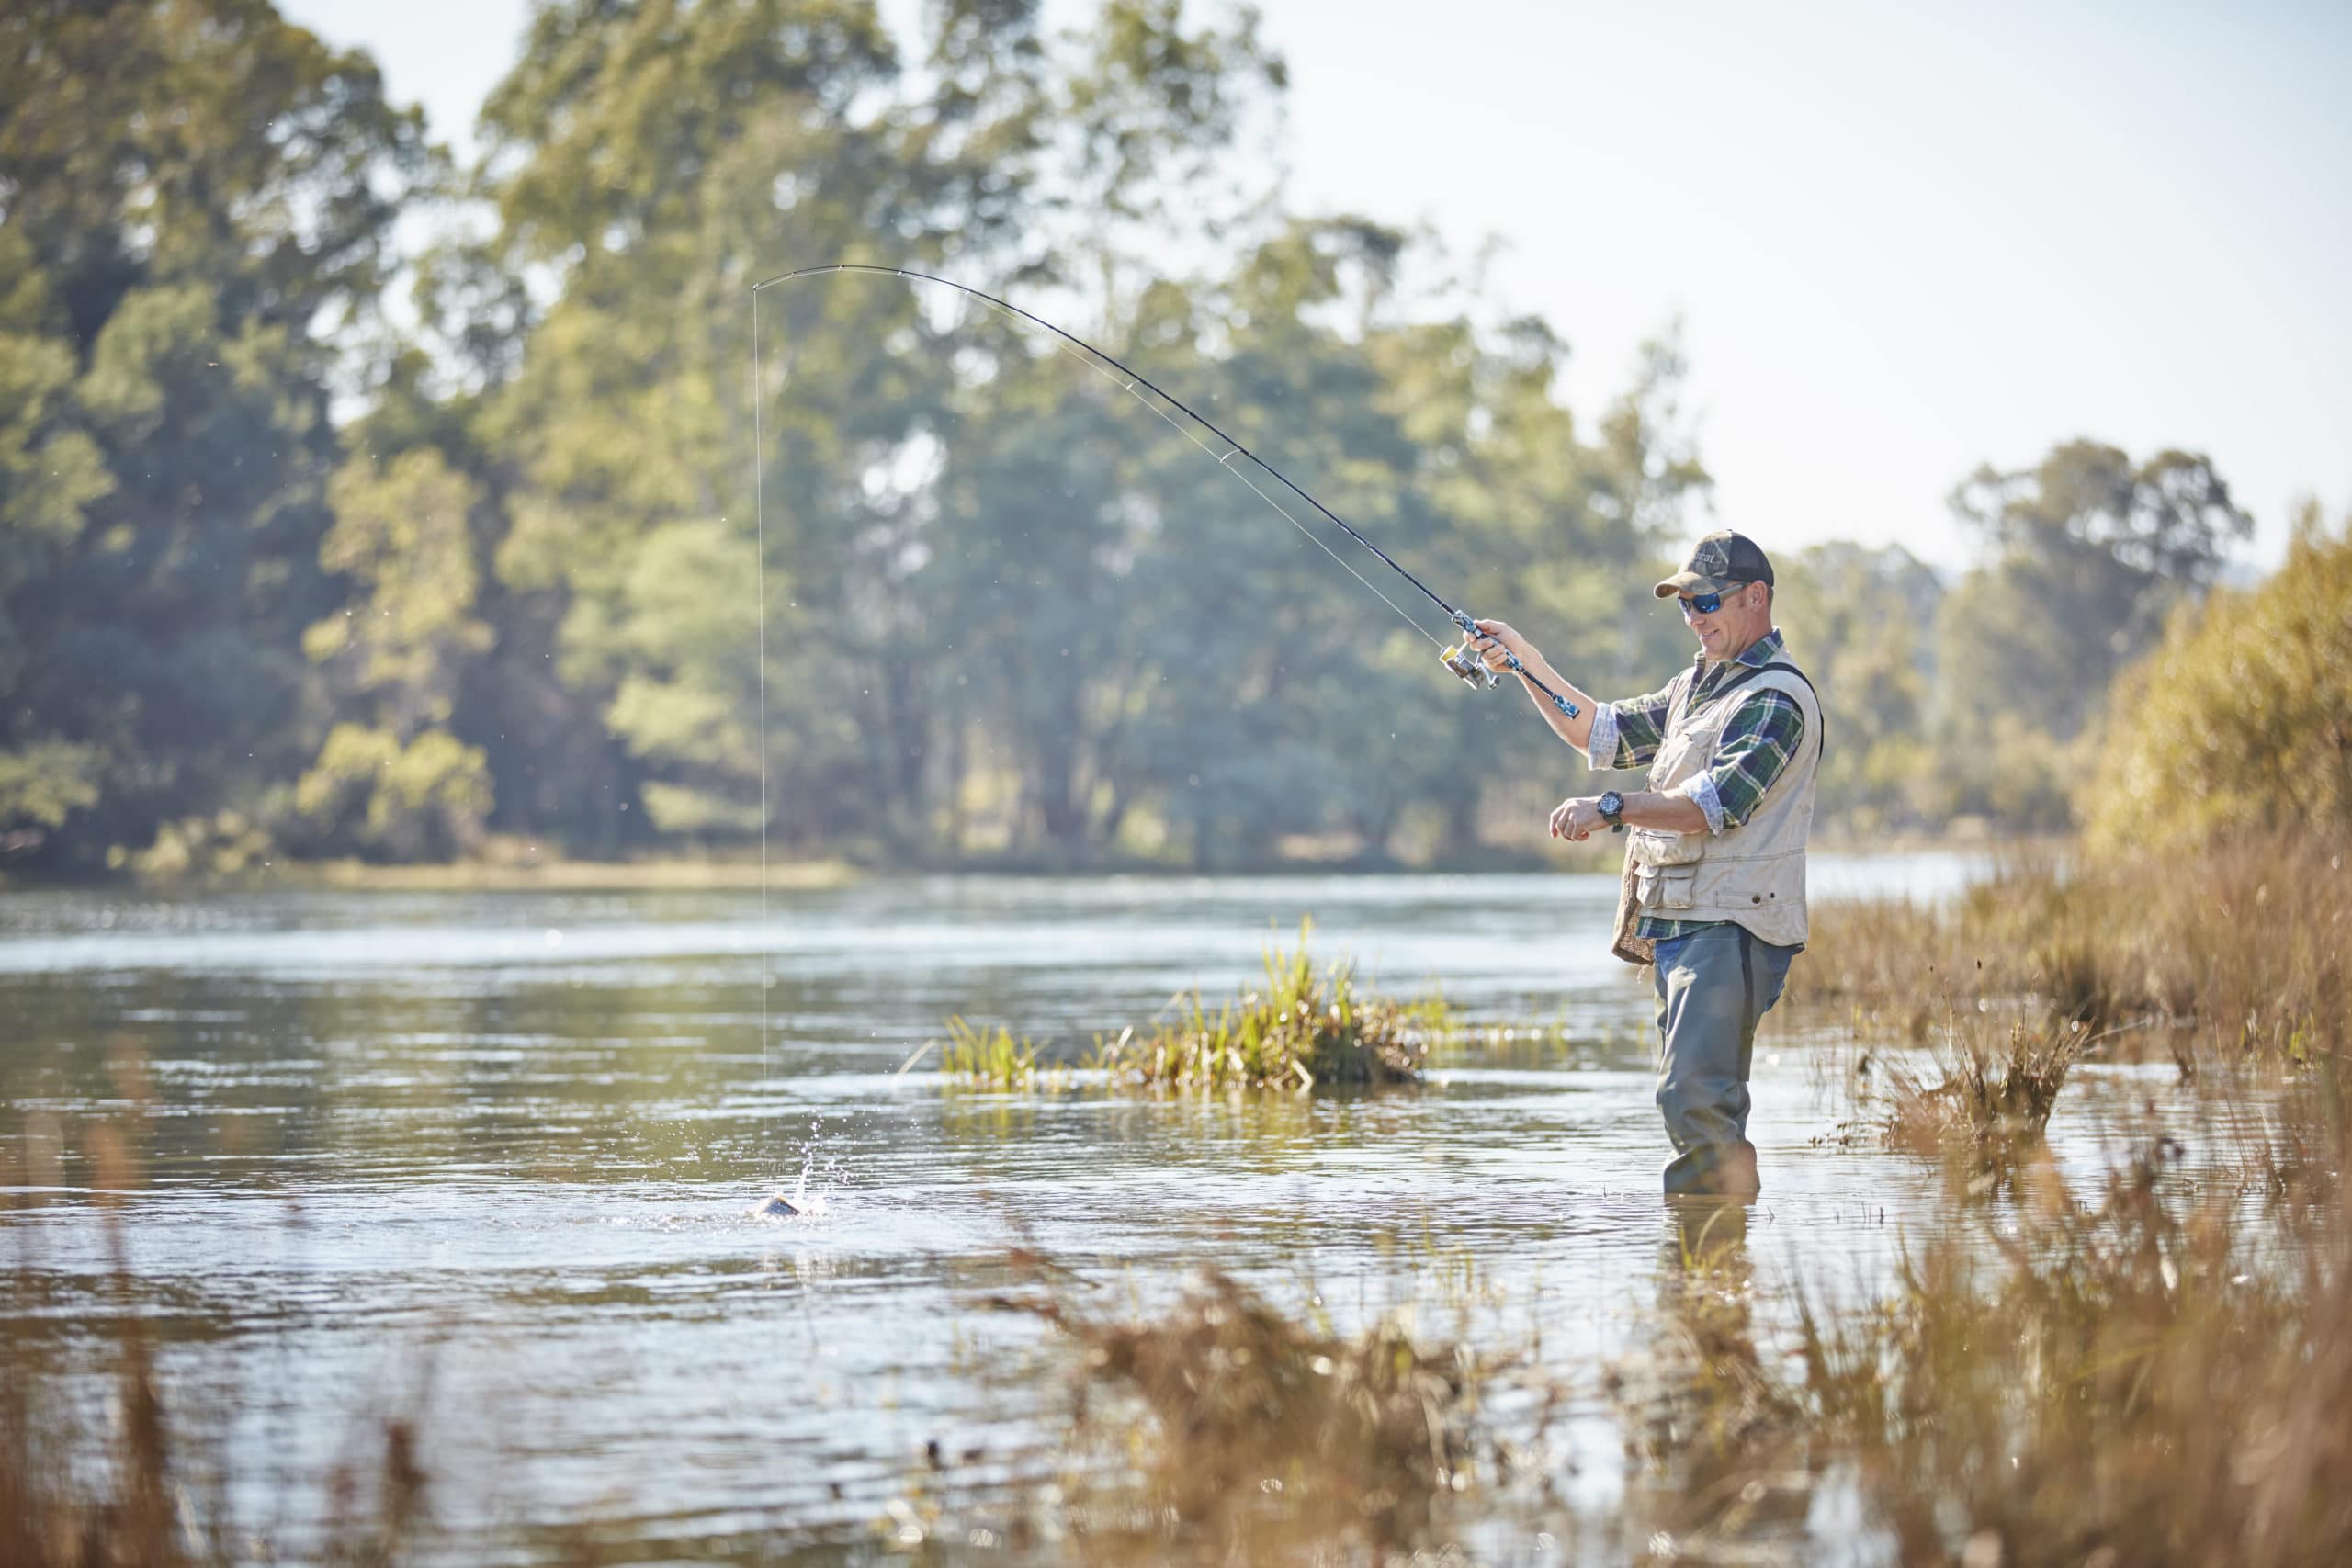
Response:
[1793,832,2350,1067]
[999,1265,1498,1557]
[1092,935,1452,1090]
[1880,1015,2082,1182]
[2,1094,432,1567]
[1789,1143,2352,1565]
[939,1016,1047,1087]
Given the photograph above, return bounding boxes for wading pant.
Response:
[1651,923,1798,1198]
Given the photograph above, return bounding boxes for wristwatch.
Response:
[1598,790,1624,830]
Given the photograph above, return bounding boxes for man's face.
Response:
[1679,580,1770,660]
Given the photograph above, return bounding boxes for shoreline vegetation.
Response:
[0,827,2025,896]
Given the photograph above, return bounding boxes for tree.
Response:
[1927,440,2252,829]
[1941,440,2251,742]
[0,0,432,869]
[2083,502,2352,851]
[1771,542,1942,830]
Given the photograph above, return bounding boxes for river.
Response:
[0,855,2200,1562]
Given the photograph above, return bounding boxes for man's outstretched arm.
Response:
[1467,619,1600,751]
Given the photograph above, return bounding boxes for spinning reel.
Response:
[1442,613,1505,690]
[1441,638,1503,689]
[1441,613,1578,719]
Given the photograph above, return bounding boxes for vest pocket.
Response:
[1639,863,1700,911]
[1629,825,1704,868]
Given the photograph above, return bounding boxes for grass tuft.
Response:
[1092,932,1450,1090]
[1001,1264,1495,1555]
[939,1016,1047,1087]
[1883,1016,2081,1179]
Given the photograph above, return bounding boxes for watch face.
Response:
[1600,791,1623,815]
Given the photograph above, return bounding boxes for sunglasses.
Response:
[1679,583,1748,617]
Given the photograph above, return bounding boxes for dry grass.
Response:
[1881,1016,2082,1185]
[2,1083,433,1567]
[1794,835,2349,1067]
[1793,1134,2352,1566]
[971,1260,1504,1560]
[1645,830,2352,1565]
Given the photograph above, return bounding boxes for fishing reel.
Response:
[1442,613,1505,690]
[1441,638,1503,689]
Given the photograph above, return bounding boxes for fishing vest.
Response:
[1624,656,1823,947]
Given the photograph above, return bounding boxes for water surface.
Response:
[0,855,2202,1560]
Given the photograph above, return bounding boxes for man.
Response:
[1467,530,1822,1199]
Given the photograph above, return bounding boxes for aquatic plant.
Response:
[939,1016,1047,1088]
[1001,1264,1498,1557]
[2,1091,434,1567]
[1092,935,1452,1090]
[1630,1056,2352,1566]
[1882,1016,2081,1179]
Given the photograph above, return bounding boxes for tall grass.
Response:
[938,1015,1048,1087]
[1795,834,2349,1066]
[968,1264,1501,1559]
[1092,936,1452,1089]
[1790,1138,2352,1565]
[1645,830,2352,1563]
[1880,1016,2082,1186]
[2,1086,432,1567]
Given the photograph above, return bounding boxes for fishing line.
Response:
[958,292,1451,651]
[749,278,774,1181]
[741,265,1585,842]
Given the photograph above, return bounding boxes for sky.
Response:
[281,0,2352,571]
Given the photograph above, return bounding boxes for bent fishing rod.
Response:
[748,262,1581,723]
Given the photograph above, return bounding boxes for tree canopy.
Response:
[0,0,2310,874]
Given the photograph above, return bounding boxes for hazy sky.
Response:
[284,0,2351,570]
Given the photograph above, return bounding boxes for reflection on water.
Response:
[0,857,2212,1557]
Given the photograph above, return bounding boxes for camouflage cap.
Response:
[1654,529,1774,599]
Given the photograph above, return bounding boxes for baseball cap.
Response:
[1654,530,1775,599]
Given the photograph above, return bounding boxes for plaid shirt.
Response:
[1585,629,1811,943]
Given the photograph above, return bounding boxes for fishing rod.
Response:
[747,262,1582,723]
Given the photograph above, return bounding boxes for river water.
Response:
[0,857,2199,1562]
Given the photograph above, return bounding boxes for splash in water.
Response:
[752,1152,831,1219]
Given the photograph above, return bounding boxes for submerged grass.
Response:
[956,1260,1509,1561]
[1092,934,1452,1090]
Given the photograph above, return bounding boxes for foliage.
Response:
[2084,503,2352,851]
[0,3,2293,868]
[0,0,433,871]
[1770,541,1941,830]
[1093,931,1449,1089]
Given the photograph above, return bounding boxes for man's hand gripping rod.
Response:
[1441,614,1581,720]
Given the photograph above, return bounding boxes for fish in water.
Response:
[752,1189,828,1219]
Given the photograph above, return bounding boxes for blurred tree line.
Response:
[0,0,2309,877]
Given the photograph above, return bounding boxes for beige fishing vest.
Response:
[1624,659,1823,947]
